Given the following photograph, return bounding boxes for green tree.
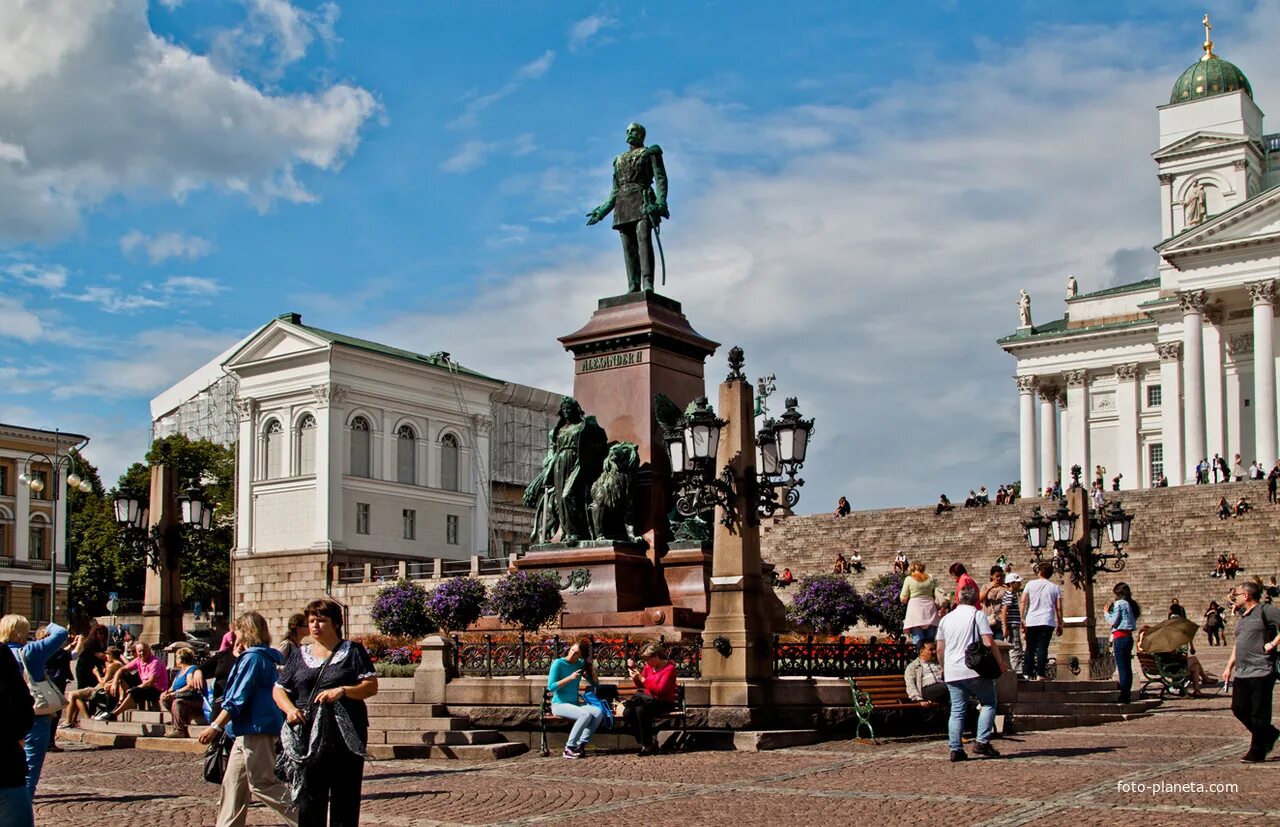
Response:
[143,434,235,605]
[66,451,138,618]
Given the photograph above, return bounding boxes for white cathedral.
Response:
[1001,19,1280,491]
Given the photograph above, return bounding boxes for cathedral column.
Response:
[1115,363,1141,490]
[1017,376,1038,497]
[1038,384,1060,494]
[472,415,493,556]
[1062,370,1089,483]
[233,398,258,554]
[1158,173,1175,239]
[1180,290,1208,481]
[1157,342,1184,484]
[311,384,348,551]
[1248,280,1278,464]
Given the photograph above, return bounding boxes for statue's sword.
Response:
[653,216,667,286]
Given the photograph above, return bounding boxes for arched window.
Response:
[397,424,417,485]
[28,514,48,561]
[440,433,460,492]
[0,507,12,557]
[263,420,284,479]
[297,415,317,476]
[350,416,371,478]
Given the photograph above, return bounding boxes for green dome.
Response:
[1170,56,1252,104]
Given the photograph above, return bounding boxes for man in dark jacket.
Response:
[1,641,35,826]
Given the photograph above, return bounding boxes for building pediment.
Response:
[1157,187,1280,264]
[1152,131,1251,161]
[225,320,330,369]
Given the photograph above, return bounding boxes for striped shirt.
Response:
[1002,590,1021,626]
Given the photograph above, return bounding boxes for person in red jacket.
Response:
[624,642,678,755]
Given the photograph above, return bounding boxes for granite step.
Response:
[367,715,470,731]
[363,703,450,719]
[80,718,166,738]
[1013,700,1159,716]
[1011,711,1153,732]
[383,729,505,746]
[366,741,526,761]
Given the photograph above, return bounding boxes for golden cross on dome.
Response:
[1201,13,1217,60]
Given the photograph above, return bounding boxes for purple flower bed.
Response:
[785,574,863,636]
[427,577,487,633]
[370,579,437,639]
[860,571,907,638]
[488,571,564,633]
[384,645,417,665]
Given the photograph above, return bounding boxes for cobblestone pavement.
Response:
[34,682,1278,826]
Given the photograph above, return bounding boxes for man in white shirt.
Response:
[936,583,1006,761]
[1019,562,1063,680]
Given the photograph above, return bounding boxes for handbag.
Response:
[18,649,67,716]
[202,730,233,784]
[963,612,1003,680]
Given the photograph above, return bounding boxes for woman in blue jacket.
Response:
[1104,583,1141,704]
[198,612,297,827]
[2,614,67,798]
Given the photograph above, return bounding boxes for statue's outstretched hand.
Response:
[586,210,602,225]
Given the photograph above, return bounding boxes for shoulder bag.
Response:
[963,612,1003,680]
[18,649,67,716]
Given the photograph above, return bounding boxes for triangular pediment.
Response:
[225,320,329,368]
[1153,131,1250,161]
[1158,186,1280,258]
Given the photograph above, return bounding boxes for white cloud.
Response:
[440,140,498,174]
[120,230,214,264]
[212,0,340,75]
[0,297,45,342]
[4,262,68,290]
[368,12,1280,509]
[449,50,556,130]
[56,325,240,401]
[568,14,615,52]
[70,286,167,314]
[161,275,225,296]
[0,0,378,242]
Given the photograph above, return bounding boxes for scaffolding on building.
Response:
[488,383,560,554]
[151,374,240,447]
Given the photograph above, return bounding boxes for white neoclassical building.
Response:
[1000,25,1280,491]
[152,312,559,566]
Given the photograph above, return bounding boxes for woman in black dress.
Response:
[274,598,378,826]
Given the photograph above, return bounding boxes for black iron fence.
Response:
[452,634,703,679]
[772,636,918,678]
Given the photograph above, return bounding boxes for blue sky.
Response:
[3,0,1279,510]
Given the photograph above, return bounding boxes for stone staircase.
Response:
[763,481,1280,631]
[1008,679,1161,732]
[62,678,527,761]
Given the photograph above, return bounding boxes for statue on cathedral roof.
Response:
[1017,289,1032,328]
[1066,274,1078,299]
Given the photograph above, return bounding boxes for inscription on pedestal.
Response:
[579,350,646,373]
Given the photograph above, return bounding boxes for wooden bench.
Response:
[1136,651,1189,698]
[846,675,936,741]
[539,683,687,756]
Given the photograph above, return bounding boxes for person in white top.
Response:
[936,583,1006,761]
[1019,562,1063,680]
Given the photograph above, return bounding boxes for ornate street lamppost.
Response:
[1021,465,1134,586]
[112,476,212,644]
[665,377,818,525]
[19,432,92,624]
[755,397,814,517]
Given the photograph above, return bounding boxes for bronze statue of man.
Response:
[587,122,669,293]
